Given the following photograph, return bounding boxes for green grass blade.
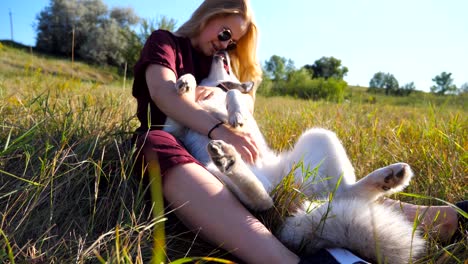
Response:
[148,157,166,264]
[0,229,15,264]
[0,120,44,155]
[0,169,43,186]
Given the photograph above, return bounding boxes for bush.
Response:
[260,68,348,102]
[285,77,348,102]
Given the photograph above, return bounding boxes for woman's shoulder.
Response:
[149,29,189,47]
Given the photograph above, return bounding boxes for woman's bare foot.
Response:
[382,199,461,243]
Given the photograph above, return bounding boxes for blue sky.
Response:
[1,0,467,91]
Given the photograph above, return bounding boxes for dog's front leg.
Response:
[207,140,274,211]
[175,73,197,99]
[225,89,249,127]
[164,74,197,137]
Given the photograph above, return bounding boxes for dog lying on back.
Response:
[163,50,425,263]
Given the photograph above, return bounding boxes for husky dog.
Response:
[163,51,425,263]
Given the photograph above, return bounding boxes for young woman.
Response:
[132,0,465,263]
[132,1,299,263]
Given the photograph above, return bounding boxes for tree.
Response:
[430,72,457,95]
[460,82,468,94]
[78,19,128,65]
[264,55,295,82]
[304,56,348,80]
[368,72,399,95]
[110,7,139,27]
[383,74,399,95]
[398,82,416,96]
[35,0,78,55]
[35,0,139,67]
[138,16,177,43]
[368,72,386,93]
[262,55,295,95]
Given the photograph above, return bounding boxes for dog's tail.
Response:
[278,198,426,264]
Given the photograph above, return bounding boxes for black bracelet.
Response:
[208,121,224,139]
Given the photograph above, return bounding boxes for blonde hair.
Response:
[176,0,262,96]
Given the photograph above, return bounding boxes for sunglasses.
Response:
[217,28,237,51]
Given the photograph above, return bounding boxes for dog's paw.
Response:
[252,196,274,211]
[228,111,244,128]
[175,74,196,95]
[370,163,413,192]
[207,140,238,173]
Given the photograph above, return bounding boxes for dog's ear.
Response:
[219,81,254,93]
[240,81,254,93]
[219,81,240,91]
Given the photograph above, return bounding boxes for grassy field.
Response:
[0,42,467,263]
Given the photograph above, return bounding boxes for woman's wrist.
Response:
[207,121,224,139]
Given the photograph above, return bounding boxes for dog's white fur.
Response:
[163,51,425,263]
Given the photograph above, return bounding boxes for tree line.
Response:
[258,55,349,102]
[368,71,466,96]
[35,0,467,99]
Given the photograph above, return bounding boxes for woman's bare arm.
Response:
[146,64,259,163]
[146,64,221,135]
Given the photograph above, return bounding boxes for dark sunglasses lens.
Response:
[226,42,237,51]
[218,30,232,41]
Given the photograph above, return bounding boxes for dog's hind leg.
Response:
[207,140,273,211]
[284,128,357,195]
[339,163,413,201]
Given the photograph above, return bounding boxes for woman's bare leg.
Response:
[383,199,459,242]
[163,163,299,264]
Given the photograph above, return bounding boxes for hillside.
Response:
[0,40,121,84]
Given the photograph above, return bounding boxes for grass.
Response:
[0,41,467,263]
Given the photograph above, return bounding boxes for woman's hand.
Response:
[195,86,218,101]
[210,125,259,164]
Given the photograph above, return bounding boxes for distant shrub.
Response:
[259,68,348,102]
[285,77,348,102]
[257,76,274,96]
